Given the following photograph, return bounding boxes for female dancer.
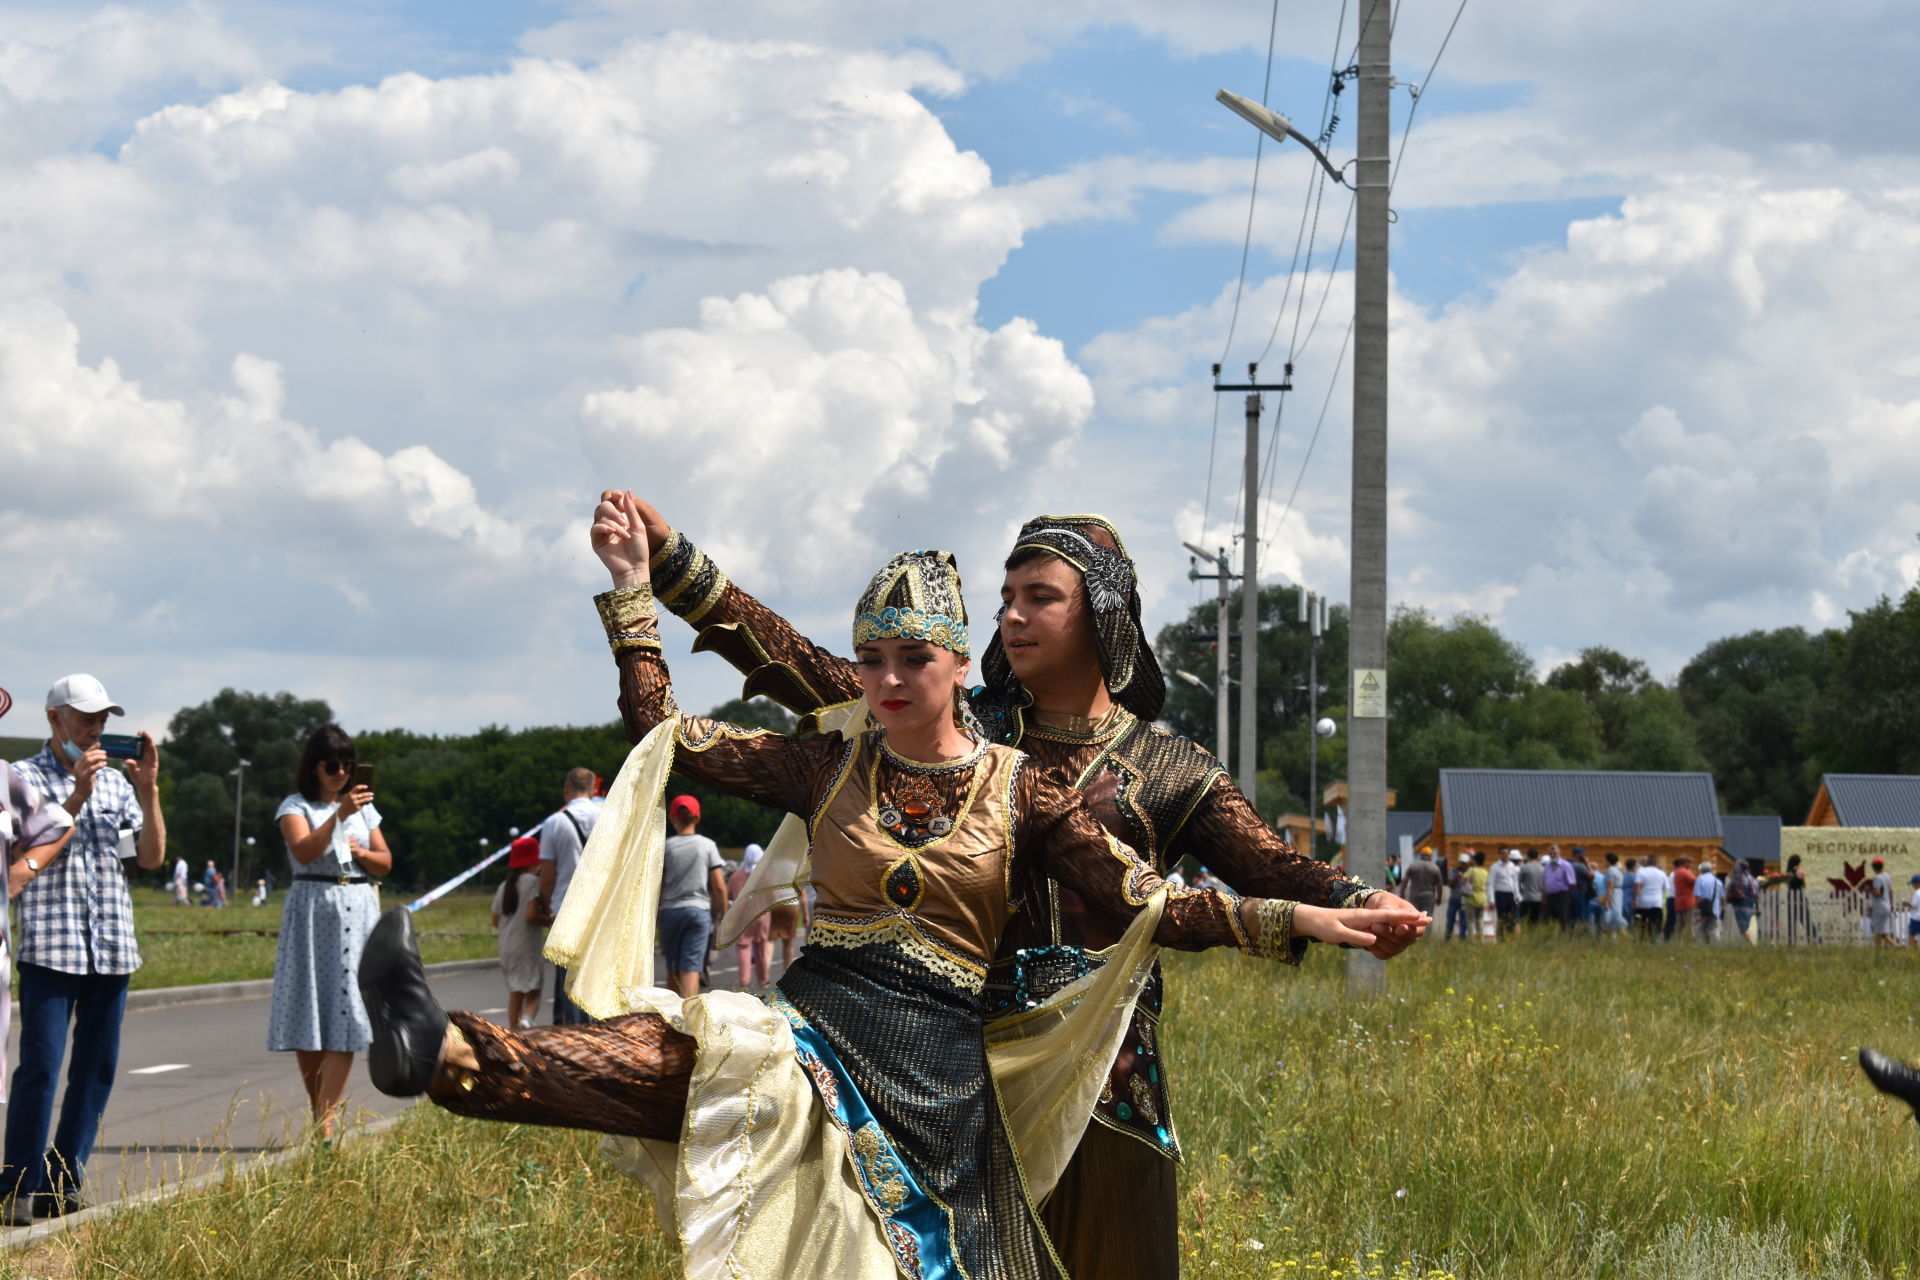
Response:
[360,491,1423,1280]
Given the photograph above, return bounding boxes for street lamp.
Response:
[1214,91,1348,186]
[229,758,250,894]
[1174,669,1213,695]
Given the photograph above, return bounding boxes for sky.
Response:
[2,0,1917,741]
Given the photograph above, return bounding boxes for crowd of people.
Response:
[1382,843,1914,947]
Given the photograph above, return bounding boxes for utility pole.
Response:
[1211,361,1291,803]
[1183,541,1237,774]
[229,757,250,895]
[1346,0,1393,995]
[1302,591,1328,856]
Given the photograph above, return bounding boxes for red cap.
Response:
[508,833,541,868]
[669,794,701,819]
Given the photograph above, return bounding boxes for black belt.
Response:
[294,874,375,885]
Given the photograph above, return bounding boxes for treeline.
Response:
[152,691,796,890]
[1153,581,1920,823]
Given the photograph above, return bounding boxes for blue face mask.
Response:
[59,736,84,765]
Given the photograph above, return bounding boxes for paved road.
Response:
[4,943,788,1214]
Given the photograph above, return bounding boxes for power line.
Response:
[1258,0,1471,573]
[1214,0,1283,366]
[1264,318,1354,556]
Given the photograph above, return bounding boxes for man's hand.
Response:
[1292,902,1431,950]
[1358,889,1429,959]
[628,496,673,554]
[65,745,108,814]
[592,490,652,588]
[125,732,160,796]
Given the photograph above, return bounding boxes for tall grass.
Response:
[1170,934,1919,1278]
[14,936,1918,1278]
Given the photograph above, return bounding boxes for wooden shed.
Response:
[1428,768,1727,870]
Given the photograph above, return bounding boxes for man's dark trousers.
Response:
[3,964,131,1197]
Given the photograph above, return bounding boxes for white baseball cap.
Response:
[46,674,125,716]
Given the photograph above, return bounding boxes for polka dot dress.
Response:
[267,794,381,1053]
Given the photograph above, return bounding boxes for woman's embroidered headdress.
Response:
[853,550,971,658]
[980,514,1165,720]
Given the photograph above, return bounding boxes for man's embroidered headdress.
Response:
[980,514,1165,720]
[853,550,971,658]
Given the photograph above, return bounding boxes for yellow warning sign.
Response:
[1352,668,1387,719]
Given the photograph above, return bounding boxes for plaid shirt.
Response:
[12,744,145,976]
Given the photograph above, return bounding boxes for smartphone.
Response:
[100,733,146,761]
[352,763,376,791]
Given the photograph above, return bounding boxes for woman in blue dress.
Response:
[269,724,391,1138]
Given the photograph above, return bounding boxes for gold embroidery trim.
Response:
[808,915,987,993]
[1246,898,1299,962]
[594,585,660,654]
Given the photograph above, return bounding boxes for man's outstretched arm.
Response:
[1168,774,1428,959]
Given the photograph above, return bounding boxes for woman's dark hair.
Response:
[295,723,357,803]
[501,867,523,917]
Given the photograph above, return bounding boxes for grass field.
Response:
[10,934,1918,1279]
[121,887,503,991]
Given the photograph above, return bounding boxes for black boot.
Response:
[1858,1047,1920,1124]
[359,905,449,1097]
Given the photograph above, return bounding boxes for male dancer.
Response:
[625,501,1424,1279]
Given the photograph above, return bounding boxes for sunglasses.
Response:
[320,759,357,775]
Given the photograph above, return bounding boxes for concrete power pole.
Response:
[1346,0,1393,995]
[1212,363,1292,803]
[1183,542,1237,775]
[1239,393,1260,800]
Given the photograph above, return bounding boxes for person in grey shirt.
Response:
[1401,849,1442,916]
[659,794,727,998]
[536,768,600,1024]
[1517,847,1546,926]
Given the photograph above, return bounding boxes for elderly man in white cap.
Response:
[4,674,165,1224]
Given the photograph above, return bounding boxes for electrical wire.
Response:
[1214,0,1284,367]
[1258,0,1472,569]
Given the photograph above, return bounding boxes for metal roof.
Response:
[1817,774,1920,828]
[1436,769,1723,841]
[1387,811,1433,854]
[1717,814,1782,865]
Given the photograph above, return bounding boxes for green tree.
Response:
[1677,627,1830,817]
[1545,647,1705,773]
[161,688,336,882]
[1385,612,1600,810]
[1156,583,1347,820]
[1807,584,1920,776]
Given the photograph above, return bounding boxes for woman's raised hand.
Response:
[592,489,652,588]
[336,785,373,818]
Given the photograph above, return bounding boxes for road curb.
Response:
[6,958,499,1022]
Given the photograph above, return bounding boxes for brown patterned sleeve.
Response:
[647,530,863,712]
[1170,773,1377,910]
[599,587,845,818]
[1013,762,1306,963]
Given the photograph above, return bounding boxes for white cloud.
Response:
[1081,175,1920,678]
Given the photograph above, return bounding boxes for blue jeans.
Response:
[551,965,591,1026]
[3,965,131,1196]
